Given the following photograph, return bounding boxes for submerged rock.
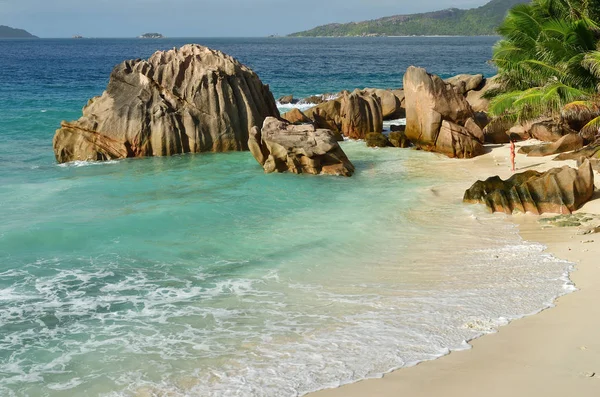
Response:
[53,44,279,163]
[403,66,483,158]
[365,132,391,148]
[248,117,355,176]
[464,160,595,215]
[388,131,411,148]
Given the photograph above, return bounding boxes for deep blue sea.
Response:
[0,37,573,397]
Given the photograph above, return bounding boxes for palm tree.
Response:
[488,0,600,131]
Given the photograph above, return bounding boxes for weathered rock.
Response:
[465,76,500,113]
[403,66,480,157]
[519,134,584,157]
[508,124,531,141]
[341,90,383,139]
[445,74,484,96]
[464,118,484,144]
[529,119,573,142]
[282,108,311,124]
[366,133,391,148]
[248,117,354,176]
[304,90,383,139]
[53,45,279,163]
[304,99,343,133]
[278,95,295,104]
[300,94,337,105]
[388,131,411,148]
[555,139,600,161]
[464,160,595,215]
[436,121,485,158]
[364,88,405,120]
[483,118,511,144]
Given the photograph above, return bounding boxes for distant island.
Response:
[0,25,38,38]
[73,35,84,39]
[138,33,164,39]
[288,0,528,37]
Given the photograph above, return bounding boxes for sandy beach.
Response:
[310,141,600,397]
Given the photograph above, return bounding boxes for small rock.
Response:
[585,372,596,378]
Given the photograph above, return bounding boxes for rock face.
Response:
[304,89,383,139]
[555,139,600,161]
[519,134,584,157]
[445,74,484,96]
[403,66,483,158]
[464,160,595,215]
[53,44,279,163]
[282,108,311,124]
[365,133,391,148]
[388,131,411,148]
[364,88,405,120]
[248,117,355,176]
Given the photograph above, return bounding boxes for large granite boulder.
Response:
[519,133,584,157]
[364,88,405,120]
[445,74,484,96]
[464,160,595,215]
[555,139,600,161]
[403,66,482,158]
[282,108,312,124]
[304,89,383,139]
[528,119,573,142]
[436,121,486,158]
[53,44,279,163]
[465,76,500,113]
[248,117,355,176]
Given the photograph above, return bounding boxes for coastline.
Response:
[309,142,600,397]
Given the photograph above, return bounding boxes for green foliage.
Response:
[489,0,600,121]
[288,0,529,37]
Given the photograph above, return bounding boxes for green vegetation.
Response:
[488,0,600,129]
[288,0,529,37]
[0,25,37,38]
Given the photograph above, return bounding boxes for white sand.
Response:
[310,141,600,397]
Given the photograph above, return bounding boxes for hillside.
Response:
[289,0,529,37]
[0,25,38,38]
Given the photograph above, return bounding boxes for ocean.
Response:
[0,37,574,396]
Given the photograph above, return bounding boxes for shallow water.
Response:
[0,37,574,396]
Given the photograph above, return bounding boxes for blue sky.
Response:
[1,0,491,37]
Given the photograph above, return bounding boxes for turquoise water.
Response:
[0,38,573,396]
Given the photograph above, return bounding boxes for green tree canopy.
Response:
[489,0,600,127]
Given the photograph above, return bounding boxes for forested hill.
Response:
[0,26,38,38]
[288,0,529,37]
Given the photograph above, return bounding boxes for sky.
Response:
[1,0,491,38]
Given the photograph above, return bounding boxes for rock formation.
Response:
[555,139,600,161]
[388,131,411,148]
[464,160,595,215]
[53,44,279,163]
[282,108,312,124]
[304,89,383,139]
[248,117,355,176]
[403,66,484,158]
[445,74,484,96]
[519,134,584,157]
[366,133,391,148]
[364,88,405,120]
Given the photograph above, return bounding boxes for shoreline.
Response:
[309,141,600,397]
